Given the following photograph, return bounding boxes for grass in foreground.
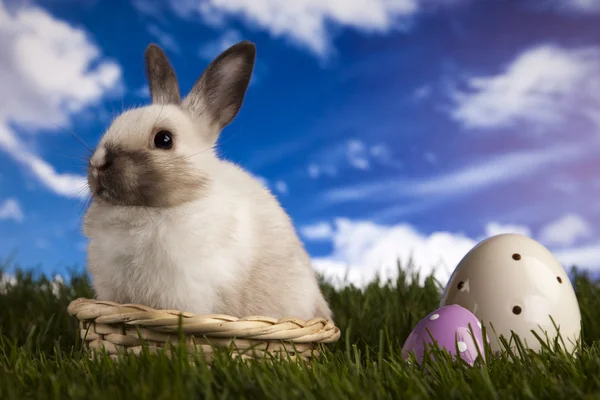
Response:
[1,263,600,399]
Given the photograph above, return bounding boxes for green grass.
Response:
[2,263,600,399]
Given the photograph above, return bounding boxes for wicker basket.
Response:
[67,298,341,363]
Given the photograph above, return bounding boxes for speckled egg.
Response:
[440,233,581,354]
[401,304,487,366]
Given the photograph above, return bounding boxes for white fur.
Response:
[84,105,332,320]
[90,147,107,168]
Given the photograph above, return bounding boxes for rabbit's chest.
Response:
[87,211,252,313]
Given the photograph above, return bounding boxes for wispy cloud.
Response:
[449,44,600,131]
[0,198,24,222]
[144,0,463,59]
[538,213,594,247]
[146,24,180,54]
[321,140,597,205]
[307,163,337,179]
[251,175,289,195]
[300,221,334,241]
[134,84,150,98]
[131,0,164,18]
[538,0,600,13]
[198,29,267,85]
[246,137,316,172]
[407,143,588,197]
[0,124,87,197]
[346,139,370,170]
[413,84,432,100]
[307,139,401,179]
[198,29,243,60]
[0,2,120,198]
[274,180,288,195]
[553,241,600,269]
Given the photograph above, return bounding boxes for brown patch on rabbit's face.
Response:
[87,142,207,207]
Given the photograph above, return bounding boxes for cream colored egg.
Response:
[440,233,581,354]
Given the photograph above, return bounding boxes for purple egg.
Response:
[401,304,487,366]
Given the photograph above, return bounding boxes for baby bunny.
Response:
[83,41,333,321]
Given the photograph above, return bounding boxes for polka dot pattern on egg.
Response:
[401,304,487,367]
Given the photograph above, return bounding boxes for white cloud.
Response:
[0,2,122,198]
[554,242,600,269]
[0,273,65,295]
[538,213,594,247]
[50,275,64,296]
[369,144,390,159]
[322,141,594,205]
[147,24,180,54]
[307,163,337,179]
[370,143,403,169]
[274,180,288,195]
[0,273,16,294]
[450,44,600,130]
[308,139,401,179]
[311,218,477,288]
[484,222,532,238]
[0,3,123,129]
[310,217,600,289]
[148,0,458,58]
[0,198,24,222]
[346,139,370,170]
[19,150,88,197]
[300,221,334,241]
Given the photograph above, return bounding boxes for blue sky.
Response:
[1,0,600,285]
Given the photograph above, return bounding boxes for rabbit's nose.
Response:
[90,147,113,170]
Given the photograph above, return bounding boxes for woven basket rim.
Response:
[67,297,341,344]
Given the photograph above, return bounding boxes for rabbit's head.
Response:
[87,41,255,207]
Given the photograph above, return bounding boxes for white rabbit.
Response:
[82,41,333,321]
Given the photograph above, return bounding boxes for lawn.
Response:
[2,262,600,399]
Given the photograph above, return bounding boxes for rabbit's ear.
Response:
[144,43,181,104]
[182,41,255,132]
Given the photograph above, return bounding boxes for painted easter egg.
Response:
[401,304,487,366]
[440,233,581,354]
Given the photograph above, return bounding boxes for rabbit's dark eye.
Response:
[153,130,173,150]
